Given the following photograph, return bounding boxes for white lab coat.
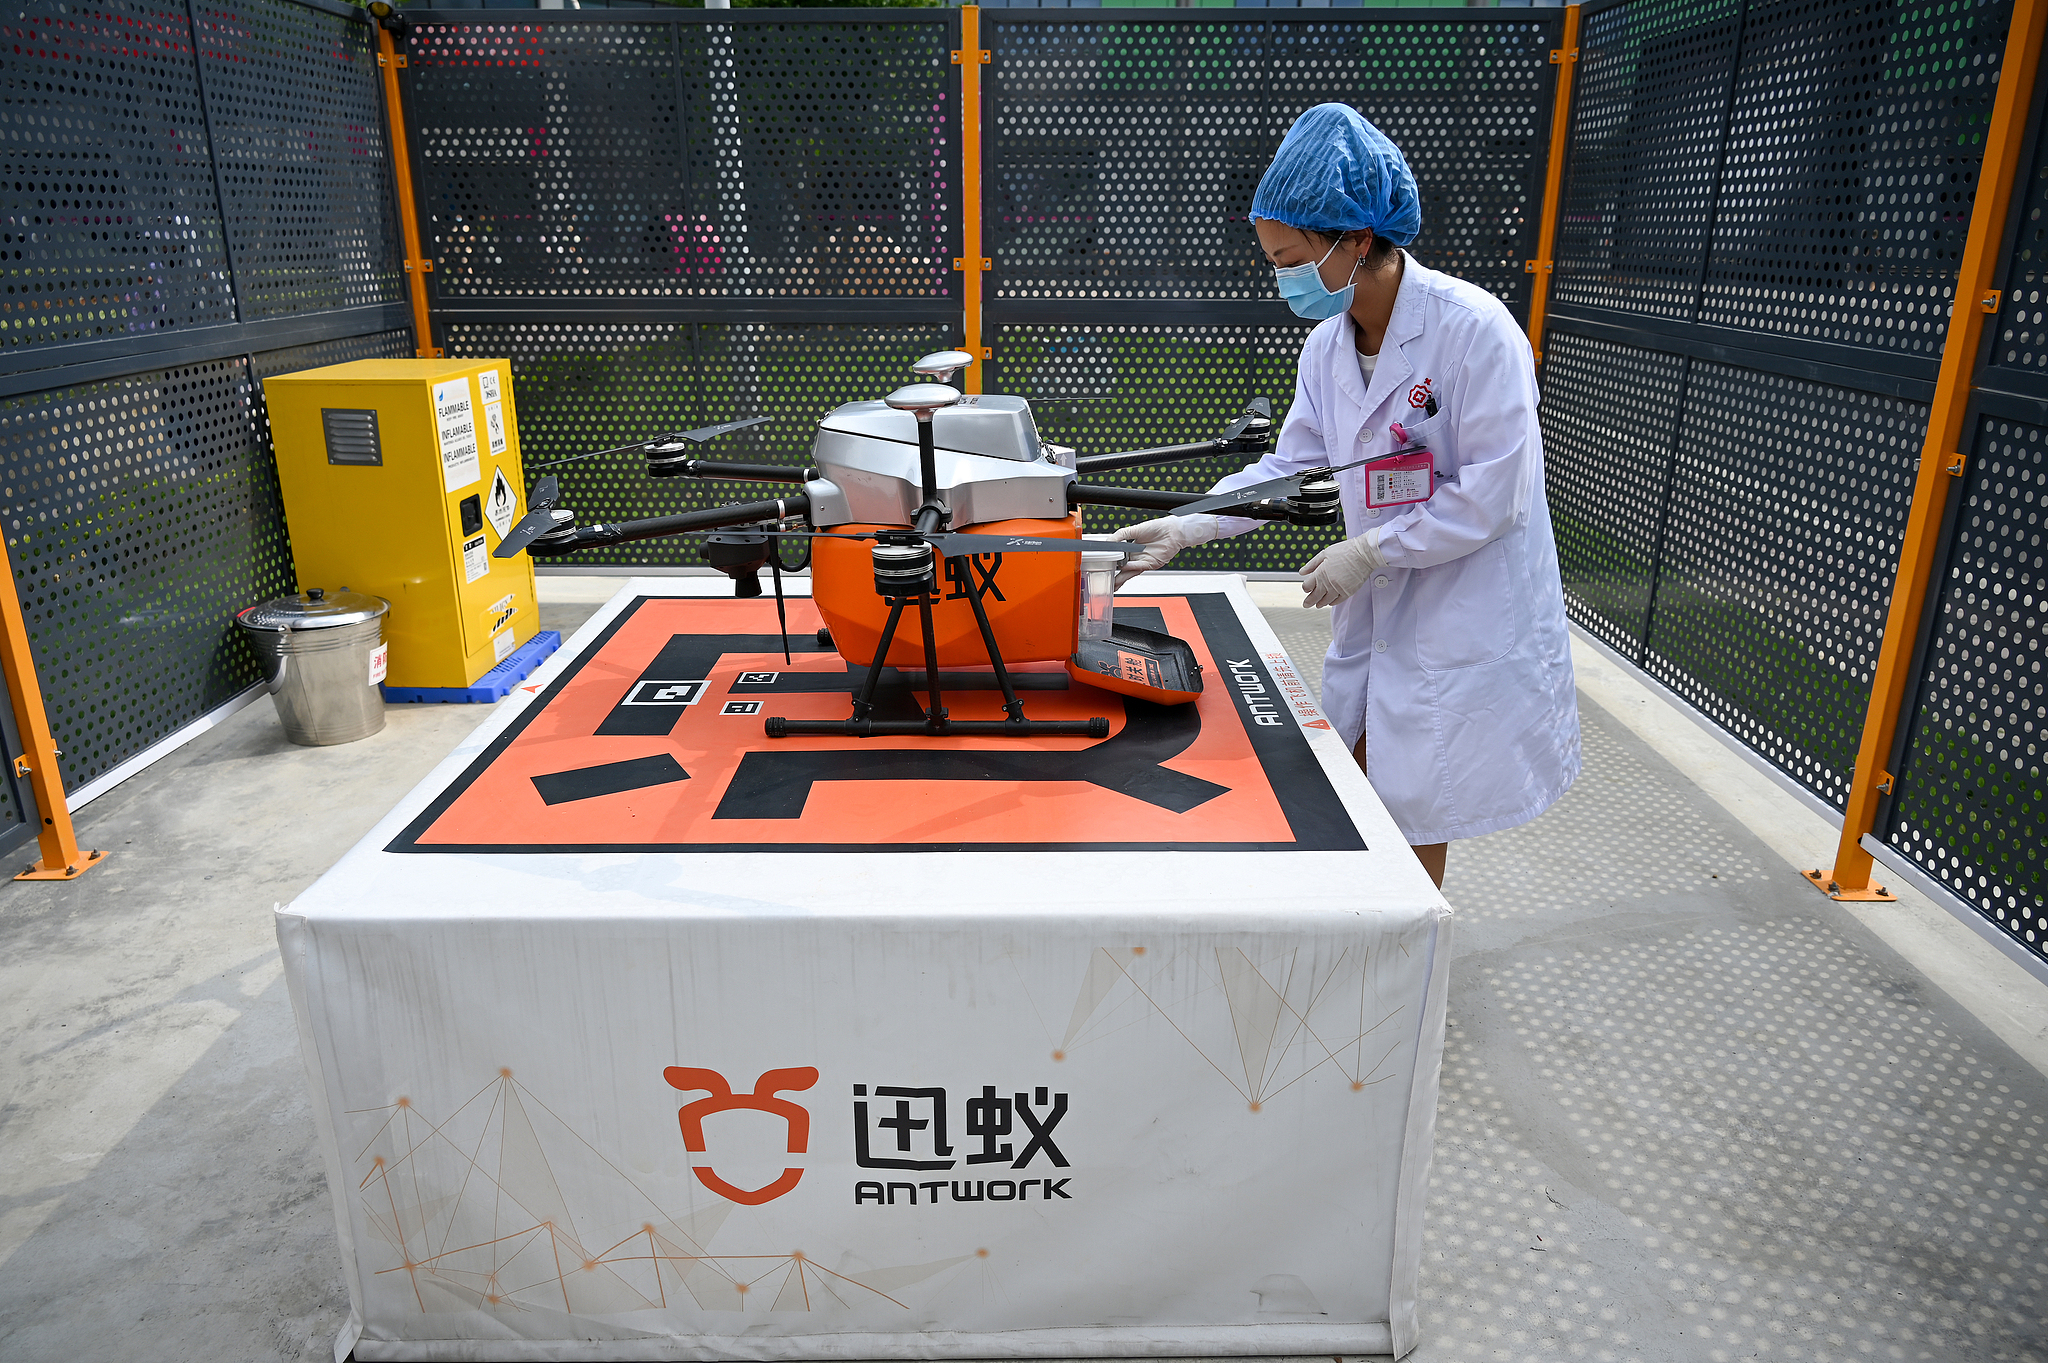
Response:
[1213,255,1581,844]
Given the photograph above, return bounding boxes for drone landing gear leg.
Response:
[956,554,1027,724]
[764,573,1112,741]
[767,593,941,738]
[914,590,948,734]
[916,552,1109,739]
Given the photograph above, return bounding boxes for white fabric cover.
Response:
[280,577,1452,1362]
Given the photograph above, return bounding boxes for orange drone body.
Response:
[811,514,1083,669]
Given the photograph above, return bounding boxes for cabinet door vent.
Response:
[322,408,383,466]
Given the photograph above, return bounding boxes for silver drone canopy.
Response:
[806,393,1078,529]
[817,393,1044,463]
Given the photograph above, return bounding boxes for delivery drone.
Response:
[496,351,1359,740]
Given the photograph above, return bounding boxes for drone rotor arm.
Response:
[1071,440,1229,477]
[523,495,811,558]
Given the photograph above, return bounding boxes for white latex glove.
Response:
[1108,513,1220,587]
[1299,529,1385,609]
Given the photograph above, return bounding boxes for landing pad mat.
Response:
[388,592,1362,854]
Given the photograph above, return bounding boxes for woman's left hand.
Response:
[1299,529,1385,608]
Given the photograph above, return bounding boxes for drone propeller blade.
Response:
[751,528,1134,558]
[528,440,644,470]
[925,532,1137,558]
[1216,395,1273,444]
[1171,471,1301,518]
[492,476,567,558]
[674,414,771,444]
[1170,449,1396,518]
[532,416,773,470]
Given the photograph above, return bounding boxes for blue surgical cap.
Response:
[1250,104,1421,247]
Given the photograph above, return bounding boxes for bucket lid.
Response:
[236,587,389,631]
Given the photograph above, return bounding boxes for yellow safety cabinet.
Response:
[263,359,539,691]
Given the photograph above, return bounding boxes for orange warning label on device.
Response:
[389,594,1363,854]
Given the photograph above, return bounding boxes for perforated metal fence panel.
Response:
[412,9,1562,571]
[1644,365,1924,809]
[1552,0,2012,360]
[0,0,407,832]
[0,329,413,794]
[1539,0,2020,818]
[1884,409,2048,962]
[1986,80,2048,396]
[1549,0,1741,321]
[984,13,1557,311]
[408,10,963,567]
[1536,330,1685,656]
[193,0,405,320]
[1693,0,2011,362]
[3,0,237,358]
[987,320,1333,563]
[440,319,953,567]
[982,9,1561,570]
[409,18,957,304]
[1871,63,2048,970]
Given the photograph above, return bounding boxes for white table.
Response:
[281,575,1452,1362]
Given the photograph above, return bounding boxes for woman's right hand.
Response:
[1107,514,1221,587]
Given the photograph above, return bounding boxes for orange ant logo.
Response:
[663,1066,820,1205]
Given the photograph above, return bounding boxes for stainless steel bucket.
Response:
[234,588,391,746]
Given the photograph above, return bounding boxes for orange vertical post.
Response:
[0,537,104,880]
[1524,3,1581,366]
[953,5,989,394]
[375,19,441,359]
[1807,0,2048,901]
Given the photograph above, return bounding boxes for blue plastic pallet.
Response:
[380,631,562,704]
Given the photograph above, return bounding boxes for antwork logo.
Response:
[664,1066,819,1205]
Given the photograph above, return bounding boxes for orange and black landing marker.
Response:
[389,592,1366,854]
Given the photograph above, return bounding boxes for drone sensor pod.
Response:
[701,532,771,598]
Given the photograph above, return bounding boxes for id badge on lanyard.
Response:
[1362,446,1435,510]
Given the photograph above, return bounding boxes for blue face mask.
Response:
[1273,236,1358,320]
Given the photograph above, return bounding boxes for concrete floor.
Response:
[2,576,2044,1363]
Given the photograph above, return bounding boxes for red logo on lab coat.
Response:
[665,1066,820,1205]
[1408,378,1433,409]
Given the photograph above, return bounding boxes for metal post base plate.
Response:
[16,848,108,881]
[1802,867,1896,902]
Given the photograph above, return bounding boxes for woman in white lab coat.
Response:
[1112,104,1580,887]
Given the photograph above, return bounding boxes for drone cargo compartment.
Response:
[262,359,539,691]
[811,514,1085,669]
